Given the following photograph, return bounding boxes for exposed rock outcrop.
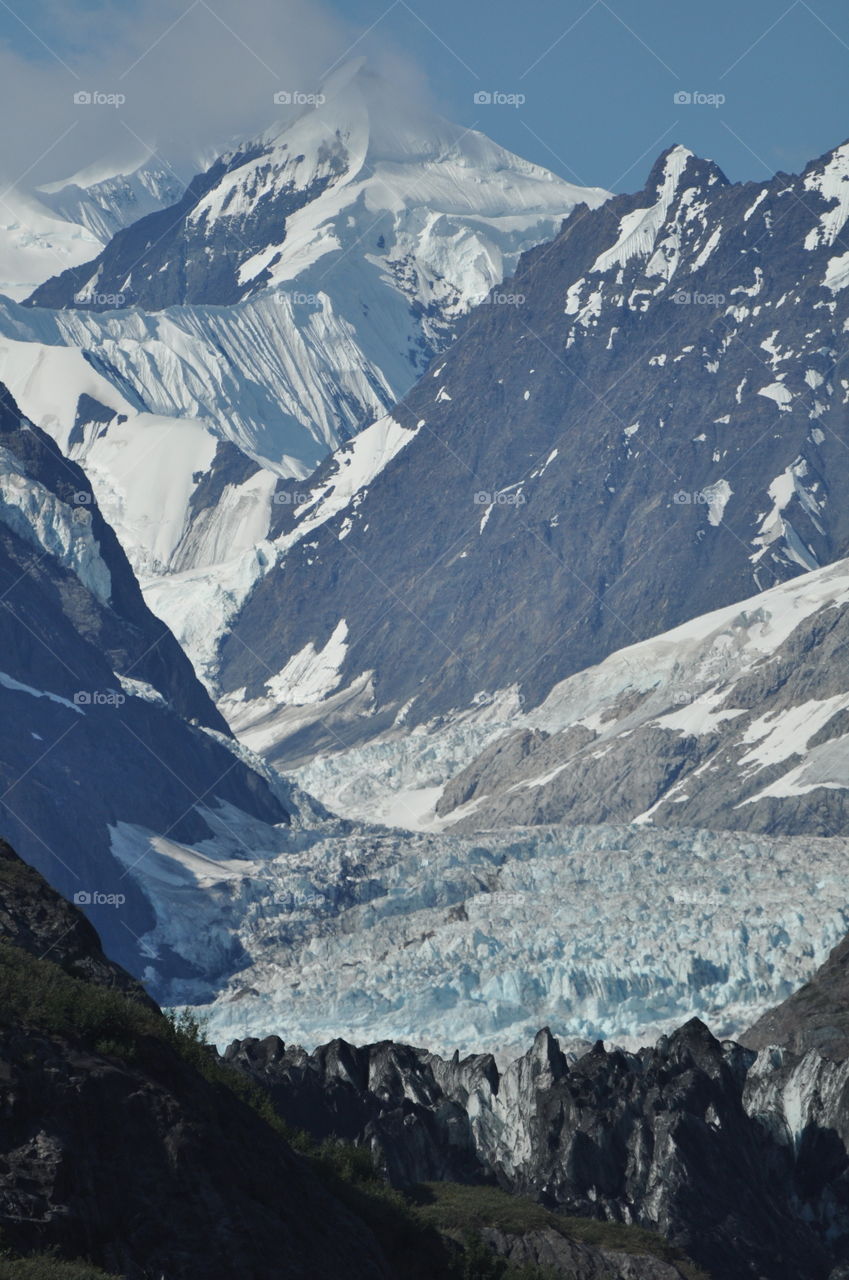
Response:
[228,1019,849,1280]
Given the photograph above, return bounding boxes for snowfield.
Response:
[0,187,103,302]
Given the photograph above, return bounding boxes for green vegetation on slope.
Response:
[0,1257,120,1279]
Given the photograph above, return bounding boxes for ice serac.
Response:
[177,817,849,1068]
[0,381,294,981]
[217,138,849,795]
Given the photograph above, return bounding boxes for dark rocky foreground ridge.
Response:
[225,1019,846,1280]
[0,837,703,1280]
[223,924,849,1280]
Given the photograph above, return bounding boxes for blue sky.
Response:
[327,0,849,189]
[0,0,846,192]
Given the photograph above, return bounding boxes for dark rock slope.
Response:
[0,841,392,1280]
[0,382,290,981]
[0,837,153,1006]
[742,929,849,1060]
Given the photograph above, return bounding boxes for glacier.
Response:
[129,816,849,1063]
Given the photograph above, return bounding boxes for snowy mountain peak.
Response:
[37,152,186,242]
[802,137,849,251]
[645,143,728,195]
[29,61,608,316]
[260,55,569,180]
[4,80,610,690]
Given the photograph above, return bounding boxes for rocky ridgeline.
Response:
[214,139,849,779]
[226,927,849,1280]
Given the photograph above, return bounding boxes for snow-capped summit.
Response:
[38,151,186,242]
[20,57,609,464]
[0,67,608,684]
[220,56,604,314]
[31,58,607,321]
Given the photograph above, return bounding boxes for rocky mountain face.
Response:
[213,140,849,792]
[0,381,294,982]
[226,1010,849,1280]
[429,554,849,836]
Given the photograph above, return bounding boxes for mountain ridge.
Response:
[214,135,849,798]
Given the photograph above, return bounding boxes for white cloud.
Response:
[0,0,429,191]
